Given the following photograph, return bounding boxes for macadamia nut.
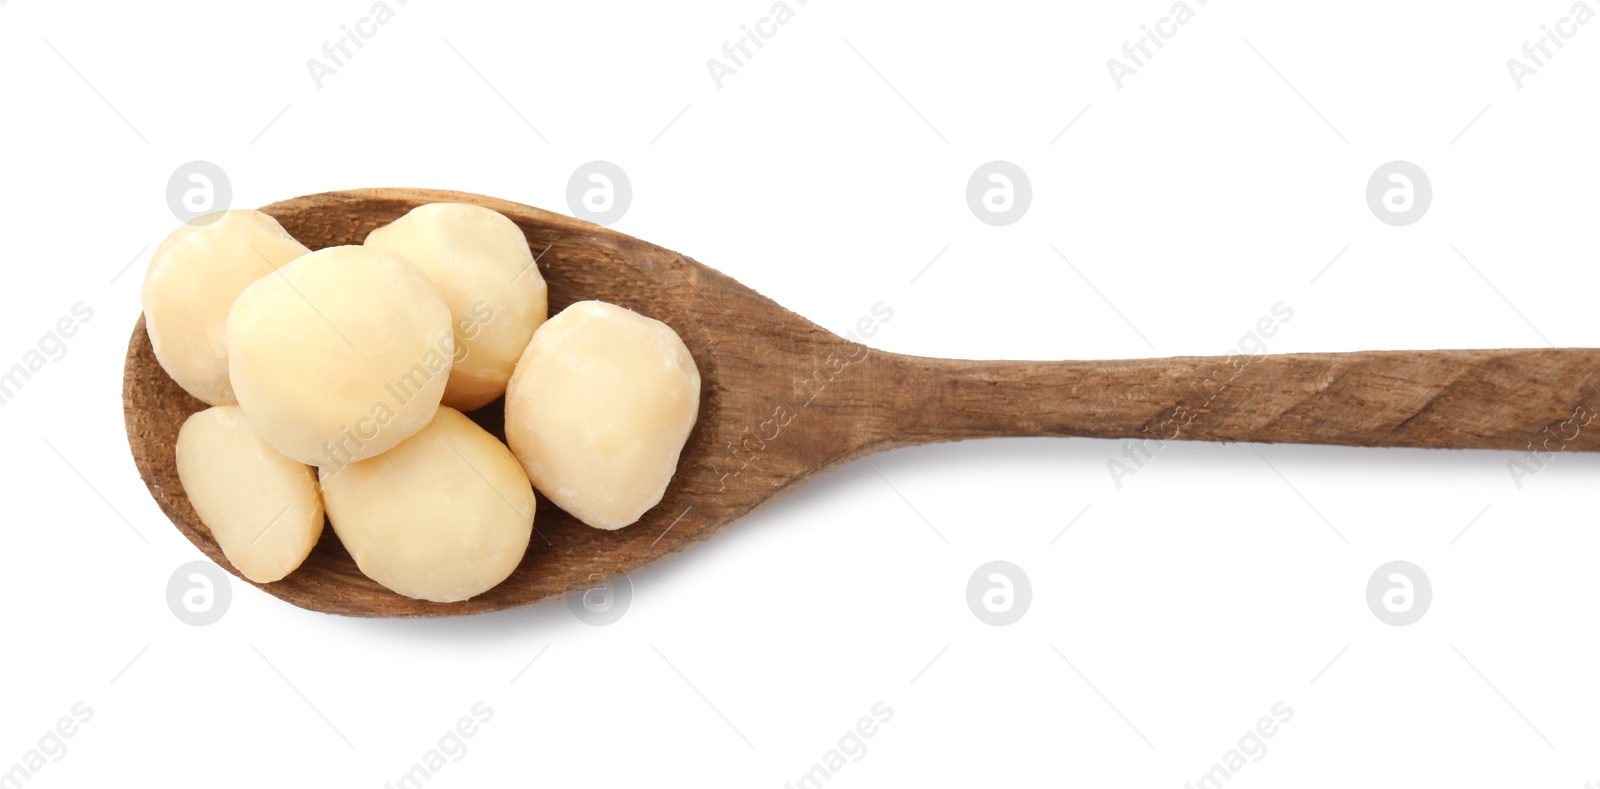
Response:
[319,407,536,603]
[365,203,548,411]
[504,301,700,530]
[227,245,454,466]
[176,406,324,583]
[142,210,310,405]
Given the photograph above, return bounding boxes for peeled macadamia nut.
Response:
[176,406,324,583]
[505,301,700,530]
[365,203,548,411]
[227,245,454,466]
[142,210,310,405]
[319,407,535,603]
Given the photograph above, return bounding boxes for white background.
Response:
[2,1,1598,786]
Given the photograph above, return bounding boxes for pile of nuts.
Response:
[143,203,700,602]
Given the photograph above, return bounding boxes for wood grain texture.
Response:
[123,188,1600,617]
[884,350,1600,451]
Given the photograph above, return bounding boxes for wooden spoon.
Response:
[123,188,1600,617]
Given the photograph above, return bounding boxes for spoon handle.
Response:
[884,348,1600,453]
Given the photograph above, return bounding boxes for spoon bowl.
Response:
[126,187,896,616]
[125,188,1600,616]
